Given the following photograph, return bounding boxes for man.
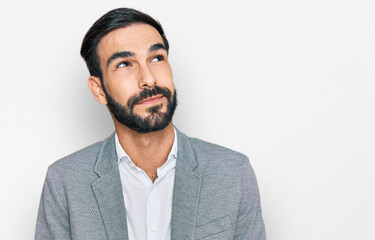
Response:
[35,8,266,240]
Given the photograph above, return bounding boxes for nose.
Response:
[138,63,156,88]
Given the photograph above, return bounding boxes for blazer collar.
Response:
[93,133,118,177]
[92,134,129,240]
[174,127,198,170]
[91,128,202,240]
[171,128,202,239]
[93,128,198,176]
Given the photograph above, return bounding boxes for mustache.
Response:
[127,86,172,109]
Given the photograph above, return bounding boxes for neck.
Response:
[114,121,175,178]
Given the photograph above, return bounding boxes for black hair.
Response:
[80,8,169,82]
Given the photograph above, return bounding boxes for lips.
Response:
[136,95,163,105]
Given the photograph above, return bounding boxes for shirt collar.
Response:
[115,127,178,165]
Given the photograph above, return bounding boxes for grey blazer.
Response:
[35,129,265,240]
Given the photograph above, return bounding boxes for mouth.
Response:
[135,95,164,105]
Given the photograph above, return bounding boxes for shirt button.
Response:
[151,226,157,232]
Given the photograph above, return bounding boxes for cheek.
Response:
[155,65,174,87]
[104,74,138,105]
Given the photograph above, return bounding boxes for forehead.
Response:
[97,24,164,60]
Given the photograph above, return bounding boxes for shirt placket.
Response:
[146,185,159,240]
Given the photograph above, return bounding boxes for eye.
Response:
[116,61,130,68]
[151,55,165,62]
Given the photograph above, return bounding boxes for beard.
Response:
[104,86,177,133]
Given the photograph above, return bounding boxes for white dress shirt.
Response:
[115,128,177,240]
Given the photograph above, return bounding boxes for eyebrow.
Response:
[149,43,166,53]
[106,51,135,67]
[106,43,167,67]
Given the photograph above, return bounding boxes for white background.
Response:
[1,0,374,239]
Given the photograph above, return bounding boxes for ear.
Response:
[88,76,108,105]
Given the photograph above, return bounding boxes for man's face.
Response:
[96,24,176,133]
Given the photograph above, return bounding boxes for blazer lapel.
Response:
[91,134,128,240]
[171,129,202,240]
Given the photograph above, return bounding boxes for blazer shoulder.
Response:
[48,139,104,174]
[188,135,247,160]
[183,134,249,175]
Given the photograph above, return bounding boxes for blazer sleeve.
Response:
[35,168,71,240]
[234,156,266,240]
